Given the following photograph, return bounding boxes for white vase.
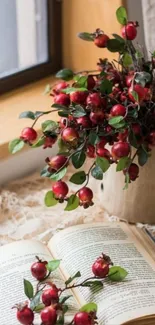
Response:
[97,150,155,225]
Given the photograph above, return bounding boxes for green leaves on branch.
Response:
[65,271,81,286]
[80,302,98,313]
[131,91,139,103]
[32,137,45,148]
[44,191,58,207]
[9,138,24,154]
[62,87,87,94]
[24,279,34,299]
[72,150,86,169]
[70,171,86,185]
[88,132,100,145]
[42,120,58,132]
[100,79,112,94]
[74,75,88,88]
[78,32,94,41]
[116,6,127,25]
[109,116,126,129]
[135,72,151,87]
[123,172,130,190]
[46,259,61,272]
[91,165,103,180]
[83,280,103,292]
[137,146,149,166]
[50,167,67,181]
[72,105,86,118]
[107,39,125,53]
[30,291,42,311]
[116,157,131,172]
[122,53,133,67]
[108,266,128,281]
[96,157,110,173]
[56,69,74,81]
[65,194,79,211]
[19,110,51,120]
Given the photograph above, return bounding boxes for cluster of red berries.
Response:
[14,252,118,325]
[10,6,155,211]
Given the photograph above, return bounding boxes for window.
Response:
[0,0,62,94]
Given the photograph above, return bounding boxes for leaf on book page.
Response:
[23,279,34,299]
[83,280,103,292]
[65,271,81,286]
[33,303,45,313]
[80,302,98,313]
[30,290,42,310]
[46,259,61,272]
[108,266,128,281]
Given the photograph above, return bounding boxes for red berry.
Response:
[42,286,59,306]
[121,23,137,40]
[111,142,130,159]
[54,93,70,106]
[20,127,37,142]
[90,110,105,124]
[120,92,127,102]
[62,127,79,142]
[92,257,109,278]
[94,34,109,48]
[53,82,69,94]
[70,91,88,104]
[86,144,96,158]
[78,187,93,203]
[124,163,139,181]
[74,311,92,325]
[59,117,68,129]
[48,155,68,171]
[132,123,141,135]
[110,104,126,117]
[43,136,57,149]
[117,129,128,141]
[86,93,102,107]
[128,84,145,102]
[41,306,57,325]
[147,130,155,146]
[126,75,133,87]
[31,259,47,281]
[52,181,69,199]
[17,306,34,325]
[76,116,92,128]
[87,75,96,90]
[96,147,111,160]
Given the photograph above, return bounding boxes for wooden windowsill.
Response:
[0,76,58,160]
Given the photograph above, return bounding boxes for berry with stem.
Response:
[40,306,57,325]
[52,181,69,199]
[20,127,37,142]
[31,257,47,281]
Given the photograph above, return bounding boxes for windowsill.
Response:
[0,76,58,160]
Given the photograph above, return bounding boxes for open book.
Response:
[1,222,155,325]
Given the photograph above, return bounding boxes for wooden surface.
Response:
[0,77,58,160]
[62,0,123,71]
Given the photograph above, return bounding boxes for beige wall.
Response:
[62,0,123,71]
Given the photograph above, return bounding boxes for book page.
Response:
[0,240,79,325]
[48,223,155,325]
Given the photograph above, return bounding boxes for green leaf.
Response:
[44,84,51,95]
[58,138,68,153]
[80,302,97,313]
[30,291,42,310]
[109,116,124,126]
[44,191,58,207]
[9,138,25,154]
[40,166,51,178]
[78,32,94,41]
[131,90,139,103]
[91,165,103,180]
[23,279,34,299]
[112,34,125,43]
[56,69,74,81]
[52,103,69,110]
[62,87,87,94]
[42,120,58,132]
[122,53,133,67]
[50,167,67,181]
[107,39,124,53]
[116,6,127,25]
[19,111,35,120]
[83,280,103,292]
[75,76,88,88]
[116,157,131,172]
[72,151,86,169]
[59,295,72,305]
[46,259,61,272]
[135,50,143,60]
[88,132,100,145]
[96,157,110,173]
[65,271,81,286]
[129,130,138,148]
[123,172,130,190]
[58,111,69,117]
[34,303,45,313]
[100,79,113,94]
[70,171,86,184]
[112,120,126,129]
[135,72,151,87]
[65,194,79,211]
[108,266,128,281]
[138,147,148,166]
[32,137,45,148]
[72,105,86,117]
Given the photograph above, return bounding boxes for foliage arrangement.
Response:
[9,6,155,211]
[13,253,127,324]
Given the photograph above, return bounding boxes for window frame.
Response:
[0,0,62,95]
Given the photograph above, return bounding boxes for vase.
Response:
[97,150,155,225]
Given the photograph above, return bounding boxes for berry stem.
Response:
[59,276,98,295]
